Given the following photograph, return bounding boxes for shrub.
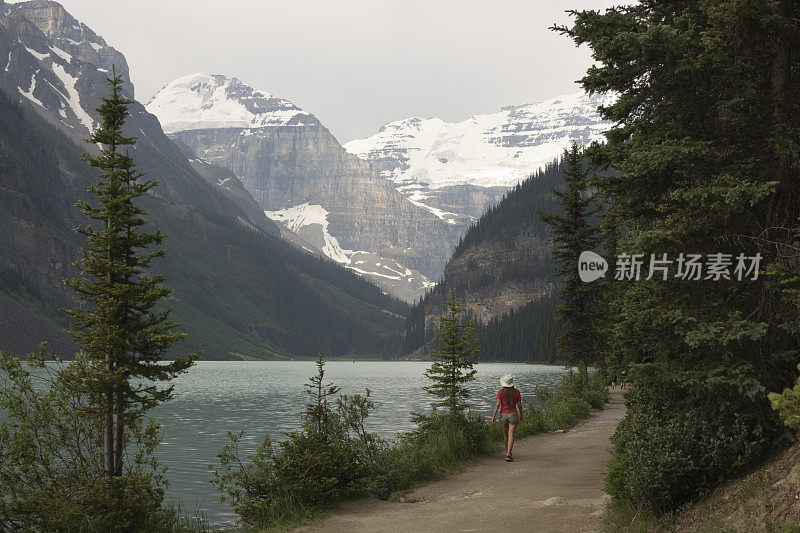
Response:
[209,424,370,527]
[210,356,381,528]
[513,402,549,438]
[606,363,778,513]
[545,396,592,430]
[371,411,492,498]
[555,367,609,409]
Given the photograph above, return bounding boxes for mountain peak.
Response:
[5,0,133,96]
[146,72,320,134]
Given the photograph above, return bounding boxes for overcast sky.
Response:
[19,0,619,142]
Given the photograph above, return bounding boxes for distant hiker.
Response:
[491,374,522,462]
[620,370,627,390]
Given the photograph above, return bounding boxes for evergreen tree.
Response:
[556,0,800,511]
[538,144,601,381]
[65,74,198,482]
[422,292,480,416]
[304,350,341,438]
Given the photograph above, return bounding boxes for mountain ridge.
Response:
[146,72,320,133]
[401,161,566,362]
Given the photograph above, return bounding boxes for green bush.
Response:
[210,390,378,528]
[555,367,609,409]
[0,352,184,531]
[370,412,492,499]
[513,403,549,438]
[606,363,778,513]
[545,396,592,430]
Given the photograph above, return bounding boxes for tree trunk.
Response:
[105,209,114,478]
[768,0,793,226]
[581,360,589,390]
[114,390,124,477]
[104,384,114,477]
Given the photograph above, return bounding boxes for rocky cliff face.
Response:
[172,138,428,301]
[171,125,457,276]
[171,137,282,236]
[148,74,465,300]
[0,3,106,310]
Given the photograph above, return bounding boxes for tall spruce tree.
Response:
[422,292,480,416]
[66,74,198,481]
[538,144,600,382]
[556,0,800,512]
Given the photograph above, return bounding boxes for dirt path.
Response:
[297,389,626,533]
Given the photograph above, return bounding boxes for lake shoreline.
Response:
[154,361,569,524]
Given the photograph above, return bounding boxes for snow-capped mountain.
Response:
[147,74,459,302]
[344,91,615,221]
[147,72,319,133]
[4,0,133,96]
[0,0,135,137]
[264,202,434,298]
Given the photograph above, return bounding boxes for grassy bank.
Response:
[207,369,610,531]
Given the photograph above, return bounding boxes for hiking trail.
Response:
[297,388,626,533]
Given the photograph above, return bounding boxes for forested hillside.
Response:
[402,161,565,362]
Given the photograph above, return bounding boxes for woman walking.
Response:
[491,374,522,462]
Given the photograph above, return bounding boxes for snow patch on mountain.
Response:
[49,45,71,62]
[265,203,353,264]
[265,202,434,297]
[145,73,320,134]
[51,62,94,131]
[405,194,460,224]
[23,44,48,60]
[18,70,43,107]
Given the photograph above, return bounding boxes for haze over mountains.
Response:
[146,73,612,302]
[0,0,614,359]
[0,0,406,360]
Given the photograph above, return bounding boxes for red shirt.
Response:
[496,388,521,413]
